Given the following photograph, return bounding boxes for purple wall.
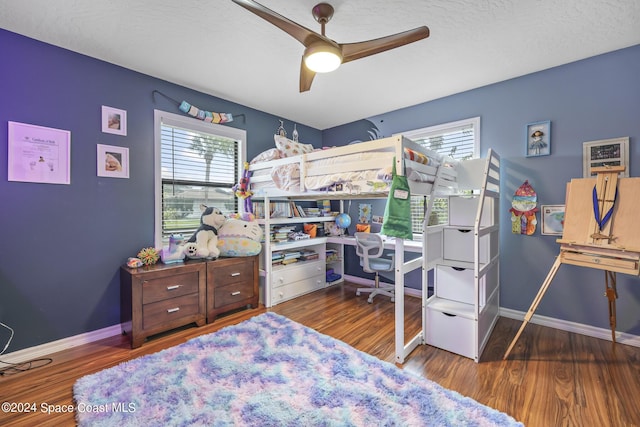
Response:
[0,29,321,352]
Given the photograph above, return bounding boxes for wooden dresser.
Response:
[206,256,259,323]
[120,261,207,348]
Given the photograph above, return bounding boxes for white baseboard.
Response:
[0,324,122,365]
[499,308,640,348]
[345,275,640,347]
[4,296,639,364]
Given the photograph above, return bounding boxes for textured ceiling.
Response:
[1,0,639,129]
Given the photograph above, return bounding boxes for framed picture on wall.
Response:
[582,137,629,178]
[525,120,551,157]
[7,121,71,185]
[101,105,127,136]
[541,205,565,236]
[97,144,129,178]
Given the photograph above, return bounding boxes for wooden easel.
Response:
[504,166,640,359]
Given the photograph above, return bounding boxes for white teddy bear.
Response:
[184,205,226,259]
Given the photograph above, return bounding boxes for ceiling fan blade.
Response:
[232,0,325,47]
[340,26,430,64]
[300,58,316,92]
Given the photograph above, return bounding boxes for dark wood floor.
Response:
[2,282,640,426]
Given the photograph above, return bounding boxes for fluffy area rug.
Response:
[74,312,522,426]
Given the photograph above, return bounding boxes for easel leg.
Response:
[503,257,562,360]
[605,270,618,343]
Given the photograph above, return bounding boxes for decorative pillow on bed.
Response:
[250,148,282,164]
[274,135,314,157]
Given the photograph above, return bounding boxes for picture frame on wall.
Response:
[525,120,551,157]
[541,205,565,236]
[97,144,129,178]
[7,121,71,185]
[101,105,127,136]
[582,137,629,178]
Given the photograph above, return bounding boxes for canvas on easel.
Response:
[504,166,640,359]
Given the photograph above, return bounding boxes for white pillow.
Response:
[250,148,282,164]
[274,135,314,157]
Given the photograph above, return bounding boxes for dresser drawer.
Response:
[209,257,255,288]
[142,293,200,330]
[426,305,475,359]
[435,265,484,306]
[270,274,325,305]
[443,228,490,263]
[272,261,324,289]
[142,271,200,304]
[214,281,256,308]
[449,196,494,227]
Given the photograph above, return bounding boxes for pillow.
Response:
[274,135,314,157]
[216,218,263,257]
[250,148,281,164]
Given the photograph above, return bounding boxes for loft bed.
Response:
[247,134,499,364]
[248,135,458,198]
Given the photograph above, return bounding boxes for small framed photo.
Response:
[541,205,565,236]
[97,144,129,178]
[101,106,127,136]
[582,137,629,178]
[526,120,551,157]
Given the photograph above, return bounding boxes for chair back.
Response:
[354,232,386,273]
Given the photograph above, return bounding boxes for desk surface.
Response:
[327,235,423,253]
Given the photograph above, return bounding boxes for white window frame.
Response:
[398,117,480,233]
[153,110,246,248]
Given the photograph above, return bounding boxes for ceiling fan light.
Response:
[303,43,342,73]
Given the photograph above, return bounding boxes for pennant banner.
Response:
[179,101,233,124]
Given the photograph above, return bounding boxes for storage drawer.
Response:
[270,274,325,304]
[449,196,494,227]
[443,228,490,263]
[209,257,255,288]
[435,265,484,306]
[142,271,200,304]
[142,293,200,330]
[272,261,324,289]
[425,305,475,359]
[213,281,255,308]
[561,251,640,276]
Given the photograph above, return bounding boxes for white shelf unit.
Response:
[422,149,501,362]
[255,198,340,308]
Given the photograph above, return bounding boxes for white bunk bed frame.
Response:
[248,135,500,364]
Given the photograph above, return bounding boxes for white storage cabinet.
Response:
[425,152,501,362]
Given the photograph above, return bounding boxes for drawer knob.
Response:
[167,285,181,290]
[231,291,241,296]
[167,307,180,313]
[230,272,241,277]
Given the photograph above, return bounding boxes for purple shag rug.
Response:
[73,312,522,426]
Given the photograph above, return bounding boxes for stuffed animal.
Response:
[186,205,226,259]
[217,218,263,257]
[233,162,254,215]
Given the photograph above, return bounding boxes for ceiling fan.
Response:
[232,0,430,92]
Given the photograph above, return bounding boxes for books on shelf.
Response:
[272,249,320,265]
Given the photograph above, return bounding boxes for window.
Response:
[401,117,480,233]
[154,110,246,247]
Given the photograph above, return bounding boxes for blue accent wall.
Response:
[2,26,639,353]
[325,44,640,335]
[0,29,321,352]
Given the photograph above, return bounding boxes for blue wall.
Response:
[325,45,640,335]
[2,27,639,353]
[0,29,321,352]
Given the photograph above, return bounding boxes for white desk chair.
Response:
[354,232,395,303]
